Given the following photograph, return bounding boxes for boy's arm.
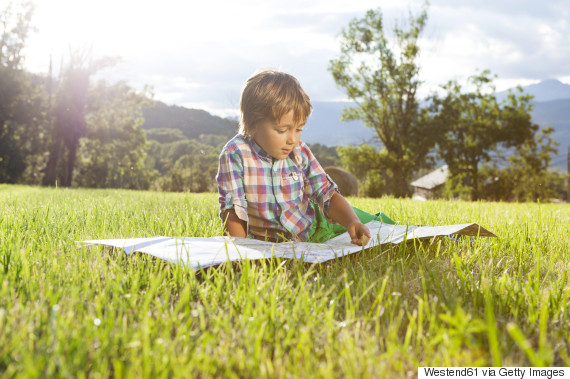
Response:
[327,192,371,246]
[222,209,247,238]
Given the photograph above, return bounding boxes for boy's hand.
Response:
[347,221,371,246]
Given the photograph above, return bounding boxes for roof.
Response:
[410,165,449,190]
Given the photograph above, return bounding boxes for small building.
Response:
[410,165,449,200]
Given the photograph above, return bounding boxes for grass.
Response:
[0,184,569,378]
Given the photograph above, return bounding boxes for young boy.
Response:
[216,69,393,245]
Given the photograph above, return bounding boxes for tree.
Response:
[145,128,187,144]
[42,51,118,187]
[337,143,388,197]
[0,0,45,183]
[480,127,567,202]
[329,6,435,197]
[506,127,565,201]
[307,143,341,168]
[73,80,154,189]
[148,139,219,192]
[0,0,34,69]
[430,71,540,200]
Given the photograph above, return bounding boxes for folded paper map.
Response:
[81,221,496,270]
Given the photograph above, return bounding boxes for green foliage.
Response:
[0,68,47,183]
[1,186,569,376]
[73,81,155,189]
[505,127,567,202]
[149,139,220,192]
[144,126,231,193]
[307,143,341,168]
[479,127,568,202]
[0,1,35,69]
[42,52,121,187]
[329,6,436,197]
[197,133,230,148]
[430,72,561,201]
[338,144,389,197]
[145,128,187,143]
[0,1,46,183]
[430,72,504,200]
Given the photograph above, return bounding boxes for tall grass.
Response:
[0,184,569,377]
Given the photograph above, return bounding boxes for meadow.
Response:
[0,184,569,378]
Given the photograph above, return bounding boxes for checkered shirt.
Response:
[216,134,338,241]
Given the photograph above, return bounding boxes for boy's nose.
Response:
[286,132,297,145]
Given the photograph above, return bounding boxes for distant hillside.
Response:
[141,101,238,139]
[303,102,377,146]
[530,100,570,170]
[496,79,570,102]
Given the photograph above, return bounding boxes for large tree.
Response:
[0,0,45,183]
[42,52,117,187]
[0,0,34,68]
[429,71,541,200]
[479,126,566,202]
[329,7,435,197]
[73,80,154,189]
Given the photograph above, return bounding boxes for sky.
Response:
[22,0,570,118]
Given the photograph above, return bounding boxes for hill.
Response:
[141,101,238,139]
[304,102,377,146]
[496,78,570,102]
[529,99,570,170]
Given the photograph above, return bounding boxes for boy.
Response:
[216,69,392,245]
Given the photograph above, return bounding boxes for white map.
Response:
[81,221,496,271]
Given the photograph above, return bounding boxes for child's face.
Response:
[252,110,305,160]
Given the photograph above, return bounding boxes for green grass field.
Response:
[1,184,569,378]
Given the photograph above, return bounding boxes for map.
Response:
[81,221,496,270]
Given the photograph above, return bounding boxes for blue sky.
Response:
[24,0,570,117]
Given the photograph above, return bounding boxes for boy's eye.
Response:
[296,129,303,133]
[277,129,287,134]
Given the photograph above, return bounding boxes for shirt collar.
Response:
[246,136,302,164]
[247,137,273,162]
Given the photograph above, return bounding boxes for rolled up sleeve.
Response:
[216,149,249,223]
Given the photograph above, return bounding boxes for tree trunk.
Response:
[64,139,78,187]
[42,139,62,186]
[390,165,412,198]
[469,167,479,201]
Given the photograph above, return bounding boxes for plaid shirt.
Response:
[216,134,337,241]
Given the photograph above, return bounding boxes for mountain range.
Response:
[141,79,570,171]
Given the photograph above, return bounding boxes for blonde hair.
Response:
[238,69,312,138]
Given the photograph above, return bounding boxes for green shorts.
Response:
[306,201,394,243]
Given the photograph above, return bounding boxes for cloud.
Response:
[23,0,570,116]
[418,1,570,92]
